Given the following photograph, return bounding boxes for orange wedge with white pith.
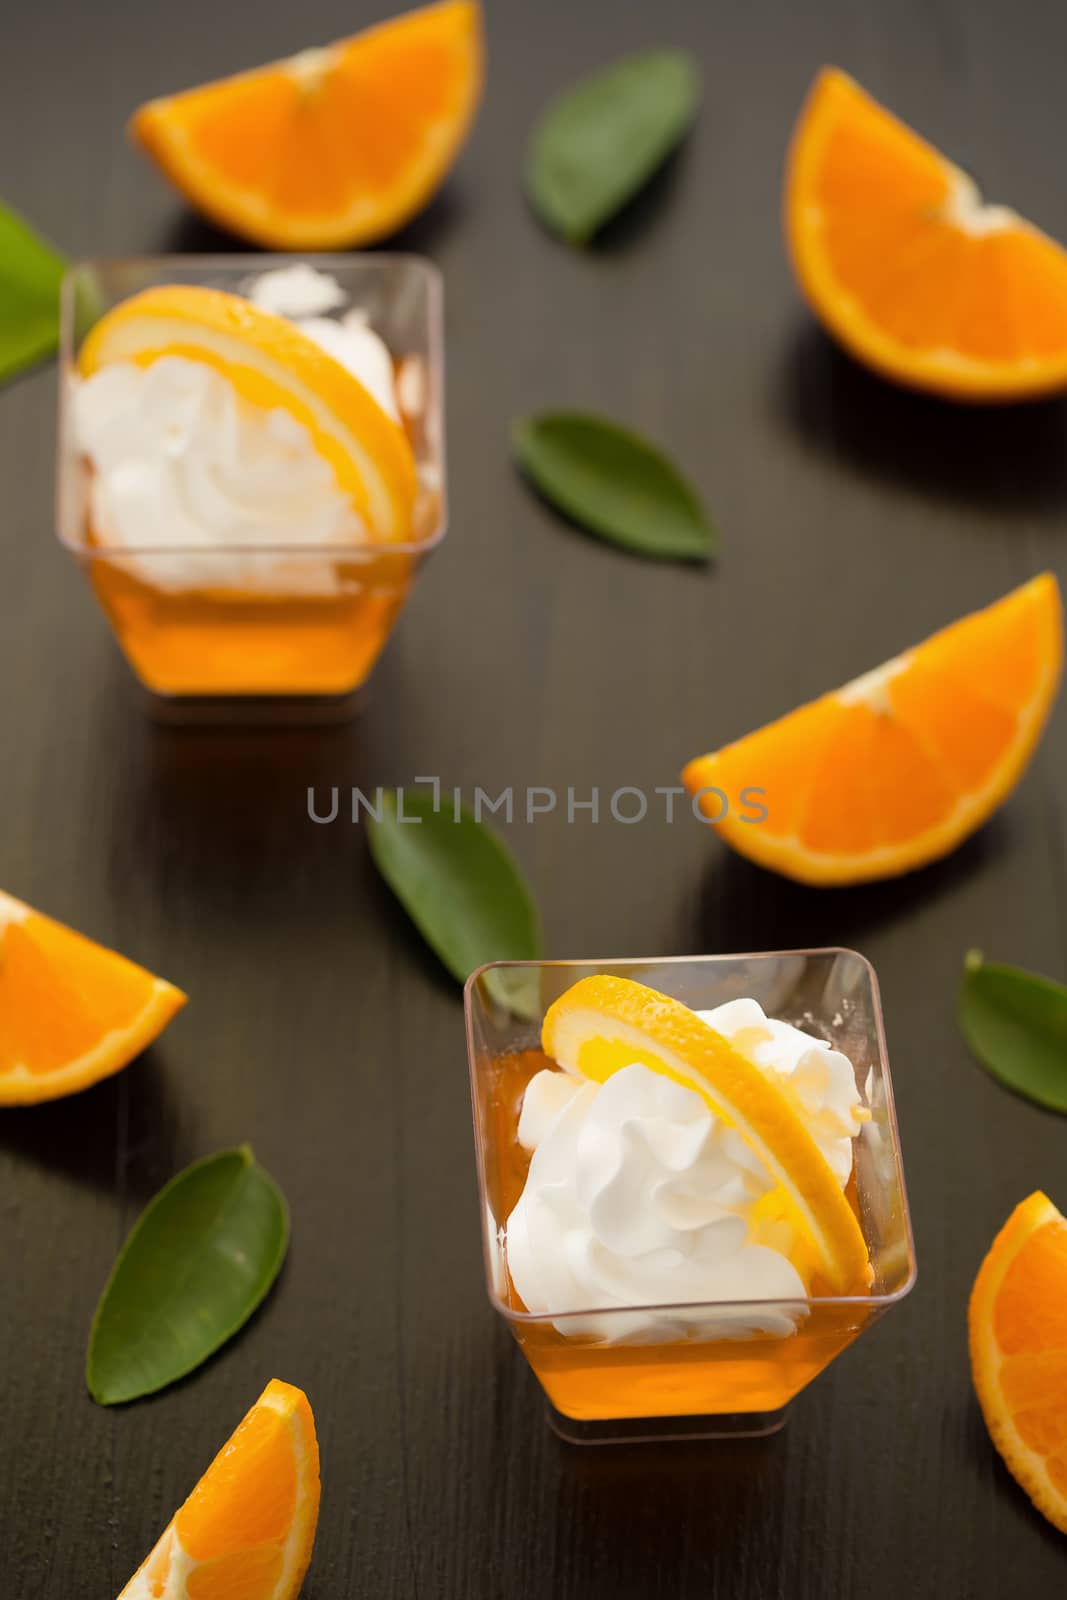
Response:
[970,1193,1067,1536]
[0,890,185,1106]
[787,69,1067,401]
[542,975,871,1296]
[117,1380,320,1600]
[130,2,484,251]
[683,573,1063,887]
[79,285,418,542]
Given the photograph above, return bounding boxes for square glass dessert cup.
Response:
[56,255,445,713]
[465,950,916,1444]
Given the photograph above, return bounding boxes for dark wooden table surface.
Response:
[3,0,1067,1594]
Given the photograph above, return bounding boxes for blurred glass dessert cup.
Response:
[465,950,916,1444]
[56,256,445,712]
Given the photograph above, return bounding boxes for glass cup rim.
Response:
[464,947,919,1326]
[56,251,448,559]
[60,248,445,281]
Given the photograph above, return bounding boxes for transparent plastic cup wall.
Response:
[465,950,917,1444]
[56,255,446,714]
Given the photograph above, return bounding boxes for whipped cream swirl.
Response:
[72,357,370,593]
[507,1063,808,1342]
[505,999,866,1343]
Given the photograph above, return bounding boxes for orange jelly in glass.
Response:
[82,510,422,700]
[465,954,916,1444]
[57,256,445,704]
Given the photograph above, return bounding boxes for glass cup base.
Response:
[138,685,368,727]
[57,255,447,717]
[544,1400,791,1446]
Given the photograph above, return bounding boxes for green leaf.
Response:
[513,412,715,561]
[367,789,542,988]
[958,950,1067,1113]
[526,49,700,244]
[0,200,66,384]
[87,1147,289,1405]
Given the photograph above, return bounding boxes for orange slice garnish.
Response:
[79,285,418,542]
[970,1192,1067,1536]
[117,1380,321,1599]
[0,890,185,1106]
[542,975,871,1295]
[682,573,1063,885]
[130,1,484,250]
[787,68,1067,400]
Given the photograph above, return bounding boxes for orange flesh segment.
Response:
[993,1221,1067,1355]
[0,892,185,1104]
[0,921,165,1075]
[787,68,1067,398]
[970,1194,1067,1535]
[175,75,295,191]
[129,2,484,250]
[186,1549,285,1600]
[176,1408,298,1560]
[682,573,1063,885]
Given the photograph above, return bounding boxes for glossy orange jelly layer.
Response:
[484,1051,875,1423]
[88,551,413,698]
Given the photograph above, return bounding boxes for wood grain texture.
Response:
[2,0,1067,1594]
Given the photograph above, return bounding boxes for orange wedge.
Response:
[787,68,1067,400]
[970,1192,1067,1535]
[79,285,418,542]
[130,1,484,250]
[682,573,1063,886]
[0,890,186,1106]
[117,1379,321,1600]
[542,975,871,1295]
